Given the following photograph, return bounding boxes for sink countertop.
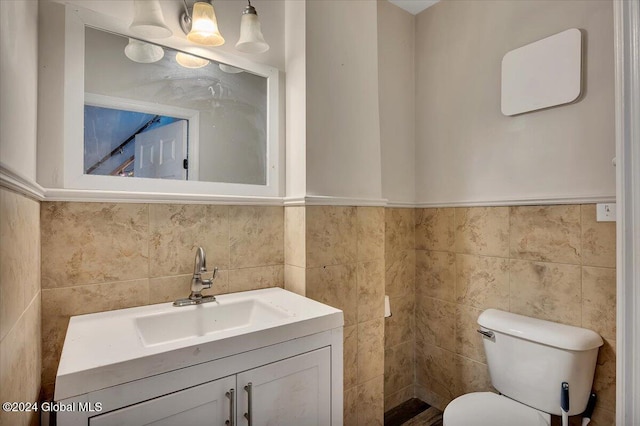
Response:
[55,288,343,401]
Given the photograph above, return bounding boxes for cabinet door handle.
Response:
[225,388,235,426]
[243,382,253,425]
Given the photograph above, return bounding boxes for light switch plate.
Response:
[596,203,616,222]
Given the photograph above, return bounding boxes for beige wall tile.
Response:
[41,315,69,389]
[593,338,616,413]
[509,205,581,264]
[588,407,615,426]
[284,264,305,296]
[414,202,616,419]
[23,296,41,404]
[228,265,284,293]
[0,188,26,340]
[416,296,455,351]
[148,271,229,305]
[42,202,149,288]
[509,259,582,326]
[230,206,284,269]
[344,385,358,426]
[358,318,385,384]
[42,279,149,318]
[386,249,415,298]
[582,204,616,268]
[385,294,414,348]
[384,385,414,412]
[453,355,492,397]
[384,341,413,395]
[415,340,455,401]
[0,189,40,341]
[454,207,509,257]
[357,261,385,323]
[306,263,357,326]
[356,375,384,426]
[415,208,454,251]
[0,318,26,426]
[149,204,229,276]
[306,206,357,267]
[41,280,149,386]
[455,254,509,311]
[414,384,450,412]
[357,207,385,262]
[582,266,616,340]
[455,305,486,364]
[416,250,455,302]
[344,325,358,390]
[385,208,415,255]
[0,247,24,342]
[284,206,306,267]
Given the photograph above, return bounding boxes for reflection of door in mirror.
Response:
[84,104,189,180]
[84,27,269,186]
[134,120,187,180]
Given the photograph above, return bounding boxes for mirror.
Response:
[84,27,268,185]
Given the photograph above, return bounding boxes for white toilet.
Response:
[443,309,603,426]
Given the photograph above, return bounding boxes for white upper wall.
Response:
[304,0,382,200]
[0,0,38,181]
[378,0,415,205]
[284,0,306,198]
[415,0,615,205]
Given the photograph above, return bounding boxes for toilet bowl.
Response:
[443,392,550,426]
[442,309,603,424]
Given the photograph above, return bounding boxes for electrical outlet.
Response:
[596,203,616,222]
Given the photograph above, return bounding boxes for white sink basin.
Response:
[55,288,343,401]
[135,299,293,346]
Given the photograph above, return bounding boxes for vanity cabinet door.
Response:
[89,375,236,426]
[236,347,332,426]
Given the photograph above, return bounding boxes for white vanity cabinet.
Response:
[87,348,331,426]
[54,288,343,426]
[90,376,236,426]
[236,347,331,426]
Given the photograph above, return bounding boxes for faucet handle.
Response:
[201,267,219,290]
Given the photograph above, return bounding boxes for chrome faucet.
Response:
[173,247,218,307]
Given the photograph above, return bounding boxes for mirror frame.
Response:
[53,3,283,199]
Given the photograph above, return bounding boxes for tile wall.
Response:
[285,206,386,426]
[40,202,284,400]
[36,201,617,425]
[414,205,616,425]
[383,208,416,411]
[0,188,41,426]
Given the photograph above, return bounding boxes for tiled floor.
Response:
[384,399,443,426]
[402,408,443,426]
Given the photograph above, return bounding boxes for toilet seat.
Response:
[443,392,551,426]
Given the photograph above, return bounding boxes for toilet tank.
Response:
[478,309,603,416]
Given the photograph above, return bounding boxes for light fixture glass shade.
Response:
[129,0,173,39]
[124,38,165,63]
[188,2,225,46]
[219,64,243,74]
[235,10,269,54]
[175,52,210,69]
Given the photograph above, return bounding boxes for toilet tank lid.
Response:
[478,309,603,351]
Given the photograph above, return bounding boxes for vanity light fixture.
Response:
[124,38,165,63]
[219,63,243,74]
[235,0,269,53]
[129,0,173,39]
[175,51,210,68]
[180,0,225,46]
